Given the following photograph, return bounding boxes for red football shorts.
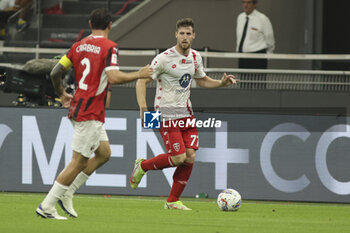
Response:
[159,117,199,156]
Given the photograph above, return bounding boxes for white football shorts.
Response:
[71,120,109,158]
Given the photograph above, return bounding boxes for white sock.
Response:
[65,172,89,197]
[41,181,69,209]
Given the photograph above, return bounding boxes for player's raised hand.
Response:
[138,65,153,79]
[221,73,239,87]
[60,91,73,108]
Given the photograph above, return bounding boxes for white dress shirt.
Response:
[236,9,275,53]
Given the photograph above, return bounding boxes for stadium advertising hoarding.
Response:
[0,107,349,203]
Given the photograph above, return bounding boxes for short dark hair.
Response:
[176,18,195,32]
[89,8,112,30]
[253,0,258,4]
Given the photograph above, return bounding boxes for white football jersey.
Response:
[151,46,206,120]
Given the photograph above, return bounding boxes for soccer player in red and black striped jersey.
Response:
[36,8,152,220]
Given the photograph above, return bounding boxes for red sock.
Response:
[167,162,193,202]
[141,153,175,172]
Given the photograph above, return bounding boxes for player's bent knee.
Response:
[94,151,110,164]
[171,153,187,166]
[103,152,111,162]
[185,154,196,163]
[72,151,89,170]
[185,149,196,163]
[72,158,88,172]
[95,141,111,162]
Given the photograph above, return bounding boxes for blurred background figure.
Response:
[0,0,32,39]
[15,0,32,32]
[236,0,274,69]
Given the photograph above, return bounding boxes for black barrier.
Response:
[0,66,56,106]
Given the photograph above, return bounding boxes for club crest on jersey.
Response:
[179,73,191,88]
[173,143,181,152]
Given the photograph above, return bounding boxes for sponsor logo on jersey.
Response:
[175,89,187,93]
[111,54,117,65]
[180,59,192,64]
[179,73,191,88]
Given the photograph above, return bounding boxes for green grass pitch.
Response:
[1,192,349,233]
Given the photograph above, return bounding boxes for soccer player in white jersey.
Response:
[130,18,239,210]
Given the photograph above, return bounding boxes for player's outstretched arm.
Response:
[50,63,73,108]
[107,65,153,85]
[195,73,239,88]
[136,78,152,120]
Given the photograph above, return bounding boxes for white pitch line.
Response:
[1,192,350,208]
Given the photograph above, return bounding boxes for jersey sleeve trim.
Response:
[151,54,164,80]
[192,50,206,79]
[105,66,120,72]
[106,46,119,68]
[59,55,73,69]
[194,74,206,79]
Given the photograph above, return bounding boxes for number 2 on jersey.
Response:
[79,58,90,90]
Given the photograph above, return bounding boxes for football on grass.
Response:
[217,188,241,211]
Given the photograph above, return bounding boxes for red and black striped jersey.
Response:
[60,34,119,123]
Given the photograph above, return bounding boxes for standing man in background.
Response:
[236,0,275,69]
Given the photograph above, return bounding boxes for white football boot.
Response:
[58,193,78,218]
[36,204,67,220]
